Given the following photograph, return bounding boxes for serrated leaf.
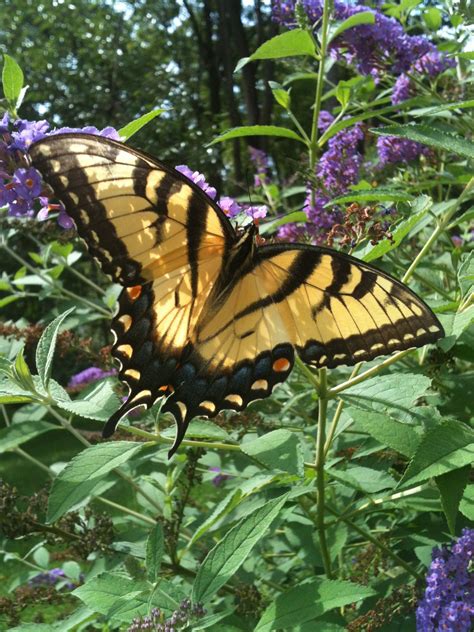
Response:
[241,429,303,476]
[161,419,231,441]
[0,420,59,454]
[348,408,420,457]
[371,124,474,159]
[341,373,432,419]
[56,380,120,421]
[328,11,375,43]
[2,54,24,104]
[236,30,316,72]
[13,346,36,392]
[399,419,474,488]
[146,523,164,582]
[255,578,375,631]
[260,211,308,235]
[36,308,75,389]
[209,125,305,146]
[73,572,148,615]
[436,465,470,534]
[458,252,473,298]
[119,108,167,141]
[47,441,145,522]
[192,493,288,604]
[331,465,396,493]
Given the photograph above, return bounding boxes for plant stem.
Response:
[14,447,54,476]
[309,0,332,170]
[95,496,156,526]
[326,505,423,581]
[315,367,333,578]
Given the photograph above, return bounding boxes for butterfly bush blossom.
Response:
[128,601,206,632]
[279,115,364,244]
[416,528,474,631]
[0,112,120,228]
[176,164,268,221]
[67,366,117,390]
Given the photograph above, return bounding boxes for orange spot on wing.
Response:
[273,357,291,373]
[127,285,142,300]
[159,384,174,393]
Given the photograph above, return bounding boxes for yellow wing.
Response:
[160,244,443,452]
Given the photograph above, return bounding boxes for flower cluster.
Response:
[416,528,474,632]
[29,568,78,590]
[272,1,453,82]
[67,366,117,390]
[176,163,267,221]
[377,135,431,167]
[127,600,206,632]
[249,146,270,187]
[0,113,120,227]
[279,119,364,244]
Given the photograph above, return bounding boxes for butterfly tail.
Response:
[102,396,148,438]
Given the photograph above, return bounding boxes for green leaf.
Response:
[458,252,473,298]
[47,441,145,522]
[13,346,36,393]
[260,211,308,235]
[161,419,231,442]
[73,572,148,616]
[371,124,474,159]
[146,523,164,582]
[341,373,432,418]
[269,82,291,110]
[0,420,59,454]
[35,308,75,389]
[399,419,474,488]
[329,11,375,42]
[241,429,303,476]
[235,30,316,72]
[255,578,375,631]
[2,54,24,105]
[192,492,288,604]
[361,197,432,262]
[335,80,351,108]
[330,188,414,205]
[436,465,470,534]
[423,7,442,30]
[348,408,420,457]
[459,484,474,521]
[209,125,305,146]
[330,465,396,494]
[119,108,167,141]
[56,380,121,421]
[411,99,474,117]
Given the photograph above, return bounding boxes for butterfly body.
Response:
[29,134,444,456]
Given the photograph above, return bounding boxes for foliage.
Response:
[1,1,473,631]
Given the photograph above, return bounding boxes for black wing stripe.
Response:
[187,189,208,298]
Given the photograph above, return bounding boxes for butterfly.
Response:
[29,134,444,456]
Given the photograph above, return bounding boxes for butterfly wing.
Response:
[161,243,443,452]
[29,133,235,436]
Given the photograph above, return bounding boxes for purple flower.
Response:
[51,125,121,140]
[249,146,270,186]
[412,50,454,77]
[416,528,474,631]
[209,466,231,487]
[391,74,412,105]
[451,235,463,248]
[29,568,78,590]
[317,123,364,195]
[318,110,334,131]
[218,195,242,218]
[272,1,451,79]
[377,135,430,166]
[245,204,268,220]
[68,366,117,389]
[0,115,120,227]
[175,164,217,199]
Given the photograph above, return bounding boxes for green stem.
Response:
[315,367,332,578]
[122,422,242,452]
[95,496,156,526]
[403,176,474,284]
[324,364,361,456]
[326,505,422,581]
[14,447,54,476]
[0,241,111,317]
[309,0,332,170]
